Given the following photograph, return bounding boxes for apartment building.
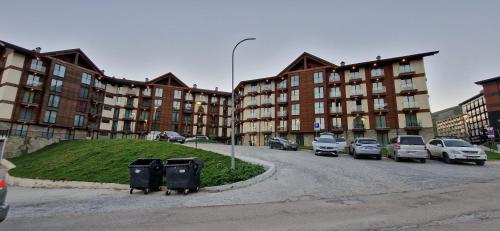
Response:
[235,52,438,146]
[459,92,490,143]
[432,106,467,138]
[0,40,232,141]
[475,76,500,139]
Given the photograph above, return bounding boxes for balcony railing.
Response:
[371,69,385,77]
[249,88,258,93]
[249,101,258,106]
[402,101,418,109]
[353,124,365,129]
[26,81,43,88]
[350,90,363,96]
[374,104,386,110]
[331,107,342,113]
[278,111,287,117]
[30,64,46,73]
[400,84,415,91]
[349,73,362,81]
[329,74,341,82]
[351,105,363,112]
[248,114,258,119]
[330,92,341,98]
[278,98,287,103]
[405,120,422,128]
[277,126,287,132]
[277,83,287,89]
[399,66,414,74]
[372,86,386,94]
[262,112,272,118]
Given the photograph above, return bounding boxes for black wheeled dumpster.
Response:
[129,158,163,195]
[164,158,203,195]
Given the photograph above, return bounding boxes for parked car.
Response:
[157,131,186,144]
[387,135,427,163]
[269,137,298,151]
[312,135,341,156]
[336,137,347,151]
[349,138,382,160]
[185,136,209,142]
[426,138,487,165]
[0,176,9,223]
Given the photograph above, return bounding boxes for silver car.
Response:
[387,135,427,163]
[0,176,8,222]
[349,138,382,160]
[312,136,341,156]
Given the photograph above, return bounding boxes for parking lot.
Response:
[2,143,500,230]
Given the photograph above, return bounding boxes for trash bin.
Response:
[164,158,203,195]
[129,158,163,195]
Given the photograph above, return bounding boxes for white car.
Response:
[426,138,487,165]
[312,136,341,156]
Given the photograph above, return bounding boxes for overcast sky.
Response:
[1,0,499,112]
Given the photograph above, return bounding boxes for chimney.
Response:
[35,47,41,54]
[376,55,381,61]
[215,87,218,92]
[193,84,197,88]
[145,78,149,82]
[340,61,345,66]
[101,69,105,74]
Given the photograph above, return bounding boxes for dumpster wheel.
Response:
[183,189,189,195]
[165,190,171,196]
[144,188,149,195]
[130,189,133,194]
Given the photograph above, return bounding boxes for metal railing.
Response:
[402,101,418,109]
[400,84,415,91]
[405,120,422,127]
[331,107,342,113]
[351,105,363,112]
[351,90,363,96]
[372,86,386,93]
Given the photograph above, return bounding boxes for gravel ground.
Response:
[5,143,500,220]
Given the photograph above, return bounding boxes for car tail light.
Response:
[396,142,401,150]
[0,180,6,188]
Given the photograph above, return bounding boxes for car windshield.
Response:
[317,138,334,143]
[400,137,425,145]
[359,139,377,144]
[167,132,180,136]
[336,138,346,142]
[444,140,472,147]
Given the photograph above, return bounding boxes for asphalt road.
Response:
[2,144,500,230]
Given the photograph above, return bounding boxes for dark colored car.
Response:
[0,177,8,223]
[269,137,298,151]
[157,131,186,144]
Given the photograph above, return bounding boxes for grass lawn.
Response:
[486,151,500,160]
[9,139,265,187]
[299,146,313,151]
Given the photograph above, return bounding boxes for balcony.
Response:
[351,105,365,114]
[30,64,47,73]
[262,127,273,133]
[400,84,417,94]
[261,112,273,119]
[262,100,273,107]
[372,86,386,95]
[375,125,390,131]
[348,74,362,84]
[405,120,422,130]
[374,104,387,112]
[352,124,366,132]
[399,67,415,77]
[402,101,419,111]
[277,126,288,133]
[371,70,385,79]
[25,81,43,91]
[331,125,344,133]
[277,84,287,90]
[248,101,258,108]
[329,92,341,99]
[248,88,258,94]
[124,103,135,109]
[278,111,287,118]
[330,107,342,116]
[350,90,363,98]
[262,86,273,94]
[329,74,341,84]
[20,100,39,108]
[278,98,287,105]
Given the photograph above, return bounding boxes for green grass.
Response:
[9,140,265,187]
[299,146,313,151]
[186,139,218,144]
[486,151,500,160]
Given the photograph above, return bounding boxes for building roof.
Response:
[459,92,484,106]
[475,76,500,85]
[0,40,37,55]
[103,76,146,87]
[42,48,104,76]
[337,51,439,70]
[190,87,231,96]
[431,105,462,121]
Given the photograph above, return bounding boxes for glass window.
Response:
[154,99,162,108]
[79,87,89,99]
[353,117,364,128]
[50,79,63,92]
[74,115,85,127]
[332,117,342,128]
[371,68,384,77]
[142,88,151,96]
[27,74,40,87]
[292,104,300,116]
[351,85,362,95]
[313,72,323,84]
[41,127,54,139]
[330,87,341,97]
[314,102,324,114]
[30,59,45,72]
[375,116,387,128]
[81,73,92,85]
[374,98,385,109]
[155,88,163,97]
[350,71,360,79]
[19,108,32,120]
[291,89,300,101]
[291,75,299,87]
[53,64,66,77]
[315,117,325,129]
[174,90,182,99]
[173,101,180,111]
[329,72,340,82]
[44,110,57,124]
[292,119,300,131]
[22,91,35,104]
[48,95,60,108]
[314,87,324,99]
[399,64,412,73]
[94,79,105,89]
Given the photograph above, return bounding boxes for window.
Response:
[74,115,85,127]
[374,98,385,110]
[313,72,323,84]
[331,101,342,113]
[81,73,92,85]
[249,109,257,118]
[329,72,340,82]
[174,90,182,99]
[250,83,258,93]
[143,88,151,97]
[250,96,257,105]
[173,101,180,111]
[211,96,218,103]
[123,121,131,132]
[41,127,54,139]
[139,111,149,121]
[330,87,341,97]
[279,93,287,102]
[30,59,45,72]
[350,71,361,80]
[19,108,32,121]
[154,99,162,108]
[353,117,364,128]
[53,64,66,77]
[405,114,419,127]
[399,63,412,73]
[79,87,89,99]
[278,80,287,89]
[351,85,362,95]
[352,99,362,111]
[403,95,416,108]
[371,68,384,77]
[94,79,105,89]
[44,110,57,124]
[373,82,385,93]
[154,111,161,121]
[115,97,121,106]
[50,79,63,92]
[400,78,413,90]
[291,89,300,101]
[292,119,300,131]
[291,75,299,87]
[155,88,163,97]
[332,118,342,128]
[292,104,300,116]
[172,112,179,123]
[315,117,325,129]
[185,93,193,101]
[48,95,60,108]
[375,116,387,128]
[314,87,324,99]
[22,91,35,103]
[314,102,324,114]
[27,74,40,87]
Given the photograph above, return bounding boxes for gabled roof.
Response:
[190,87,231,96]
[0,40,36,55]
[42,48,104,75]
[338,51,439,70]
[475,76,500,85]
[277,52,336,76]
[147,72,189,88]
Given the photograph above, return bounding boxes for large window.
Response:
[50,79,63,92]
[74,115,85,127]
[373,82,385,93]
[313,72,323,84]
[15,124,28,137]
[22,91,35,104]
[329,72,340,82]
[315,117,325,129]
[81,73,92,85]
[331,101,342,113]
[403,95,417,108]
[53,64,66,77]
[291,75,299,87]
[374,98,385,110]
[292,119,300,131]
[350,71,361,80]
[291,89,299,101]
[41,127,54,139]
[371,68,384,77]
[375,116,387,128]
[351,85,362,95]
[44,110,57,124]
[353,117,364,128]
[332,118,342,128]
[48,95,60,108]
[27,74,40,87]
[155,88,163,97]
[352,99,362,111]
[30,59,45,72]
[291,104,300,116]
[79,87,89,99]
[314,102,324,114]
[174,90,182,99]
[19,108,32,121]
[171,112,179,123]
[185,93,193,101]
[314,87,324,99]
[173,101,180,111]
[94,79,105,89]
[399,63,412,73]
[330,87,341,97]
[400,78,414,90]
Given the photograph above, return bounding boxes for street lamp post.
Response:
[231,38,256,170]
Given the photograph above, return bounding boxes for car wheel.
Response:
[420,158,426,163]
[476,161,485,166]
[443,153,452,164]
[280,145,284,150]
[427,150,433,160]
[353,150,358,159]
[376,155,382,160]
[394,153,401,162]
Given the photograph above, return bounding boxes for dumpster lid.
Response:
[165,158,199,165]
[129,158,162,167]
